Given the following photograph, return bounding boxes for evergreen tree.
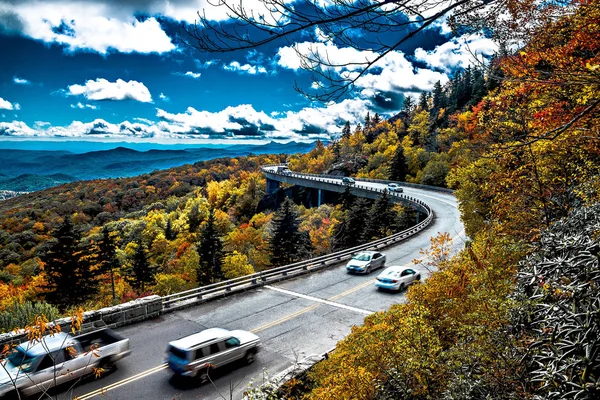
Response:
[197,209,224,284]
[340,186,356,211]
[418,91,429,111]
[42,216,97,310]
[372,113,381,125]
[364,112,371,131]
[402,95,415,118]
[389,146,408,182]
[332,198,371,250]
[96,226,120,303]
[165,218,176,241]
[127,238,155,292]
[341,121,351,139]
[432,80,446,110]
[269,198,312,266]
[365,191,397,240]
[188,204,201,233]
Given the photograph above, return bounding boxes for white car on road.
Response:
[387,183,403,193]
[375,266,421,291]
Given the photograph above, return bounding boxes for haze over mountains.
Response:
[0,141,316,192]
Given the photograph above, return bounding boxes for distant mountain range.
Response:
[0,141,316,192]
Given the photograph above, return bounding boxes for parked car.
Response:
[0,329,130,398]
[346,251,386,274]
[166,328,260,383]
[342,177,356,185]
[375,266,421,291]
[387,183,403,193]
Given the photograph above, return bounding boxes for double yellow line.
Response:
[76,363,169,400]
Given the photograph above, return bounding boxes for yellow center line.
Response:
[76,230,465,400]
[76,364,168,400]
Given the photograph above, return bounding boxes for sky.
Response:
[0,0,498,145]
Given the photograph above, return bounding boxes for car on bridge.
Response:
[342,177,356,185]
[166,328,260,383]
[375,266,421,292]
[387,183,403,193]
[346,251,386,274]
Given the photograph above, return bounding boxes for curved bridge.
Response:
[25,168,464,400]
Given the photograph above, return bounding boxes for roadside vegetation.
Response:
[272,1,600,399]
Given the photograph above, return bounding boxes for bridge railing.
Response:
[162,168,434,311]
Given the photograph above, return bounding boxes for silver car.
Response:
[387,183,403,193]
[375,266,421,291]
[166,328,260,383]
[346,251,386,274]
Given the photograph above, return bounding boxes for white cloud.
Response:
[414,33,498,72]
[13,77,30,85]
[70,102,98,110]
[223,61,267,75]
[159,92,170,101]
[67,78,152,102]
[183,71,202,79]
[0,98,370,140]
[0,97,20,110]
[277,41,448,97]
[0,2,175,54]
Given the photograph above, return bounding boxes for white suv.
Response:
[166,328,260,383]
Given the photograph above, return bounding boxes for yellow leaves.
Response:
[222,251,255,279]
[585,62,599,71]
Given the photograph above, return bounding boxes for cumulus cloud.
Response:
[223,61,267,75]
[13,76,30,85]
[277,41,447,110]
[0,98,370,140]
[414,33,498,72]
[0,97,20,110]
[70,102,98,110]
[0,0,282,53]
[66,78,153,103]
[0,1,175,54]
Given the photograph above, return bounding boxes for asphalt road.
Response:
[60,181,464,400]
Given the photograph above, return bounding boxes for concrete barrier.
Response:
[0,295,163,346]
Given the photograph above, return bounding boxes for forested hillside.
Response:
[282,1,600,399]
[0,153,414,331]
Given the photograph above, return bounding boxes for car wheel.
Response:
[366,265,371,274]
[416,275,421,281]
[399,283,406,292]
[245,350,256,364]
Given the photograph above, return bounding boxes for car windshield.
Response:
[352,253,371,261]
[6,347,35,371]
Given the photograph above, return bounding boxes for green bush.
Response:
[0,301,60,333]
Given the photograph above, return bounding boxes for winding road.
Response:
[60,176,464,400]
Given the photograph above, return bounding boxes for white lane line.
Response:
[264,285,374,315]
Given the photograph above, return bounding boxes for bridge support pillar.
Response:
[317,189,325,207]
[266,178,281,195]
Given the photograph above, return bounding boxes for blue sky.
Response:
[0,0,497,144]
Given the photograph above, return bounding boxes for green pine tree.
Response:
[165,218,176,241]
[332,198,371,250]
[389,146,408,182]
[342,121,351,139]
[366,190,397,240]
[197,209,224,284]
[96,226,120,303]
[269,198,312,266]
[127,238,155,292]
[41,216,97,310]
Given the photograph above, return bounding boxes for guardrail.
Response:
[161,167,434,311]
